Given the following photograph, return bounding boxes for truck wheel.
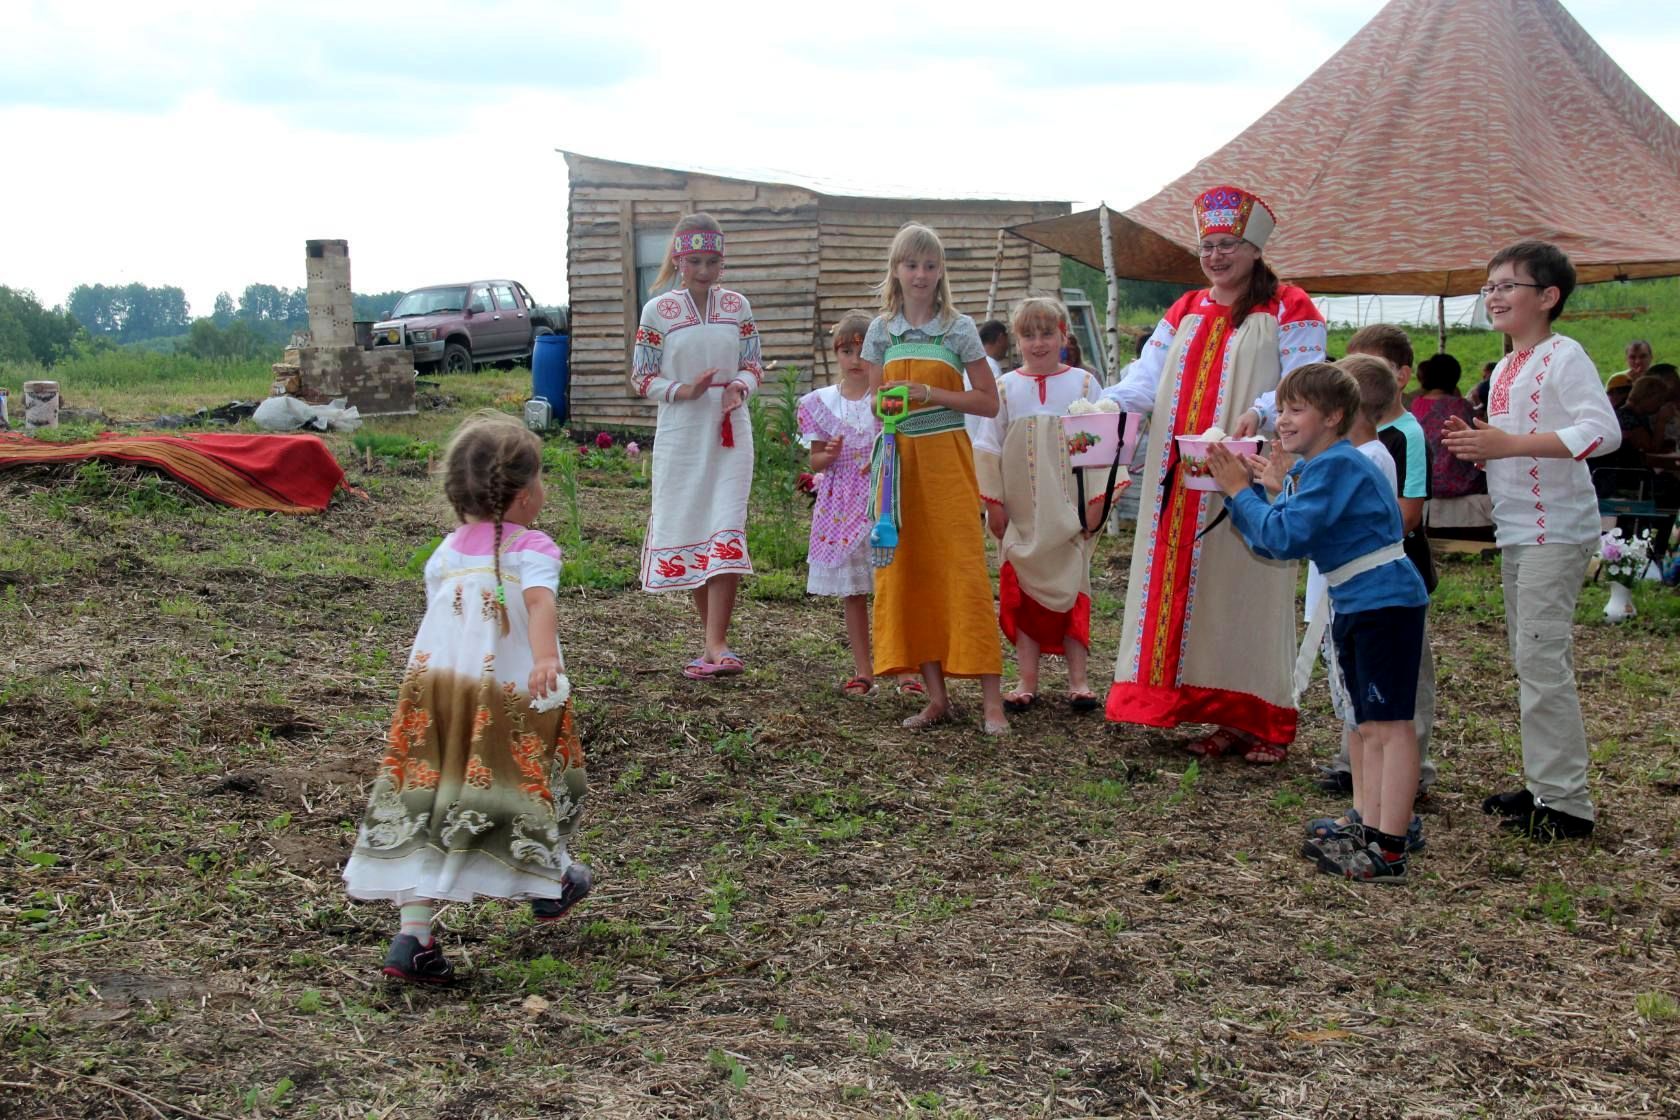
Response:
[443,342,473,373]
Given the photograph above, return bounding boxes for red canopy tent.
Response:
[1009,0,1680,297]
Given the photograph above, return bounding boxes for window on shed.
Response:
[634,230,670,310]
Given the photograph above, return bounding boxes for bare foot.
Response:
[902,703,952,730]
[982,716,1010,736]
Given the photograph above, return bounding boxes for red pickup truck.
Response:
[370,280,564,373]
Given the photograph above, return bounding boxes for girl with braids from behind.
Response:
[342,410,590,984]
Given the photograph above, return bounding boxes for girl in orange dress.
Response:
[860,224,1007,734]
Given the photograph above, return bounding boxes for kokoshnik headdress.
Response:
[1193,186,1277,249]
[672,229,725,257]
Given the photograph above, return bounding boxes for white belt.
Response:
[1291,542,1408,705]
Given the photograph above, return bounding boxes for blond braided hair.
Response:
[440,410,543,637]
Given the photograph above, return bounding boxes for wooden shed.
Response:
[561,151,1070,429]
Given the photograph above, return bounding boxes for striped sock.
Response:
[399,903,434,946]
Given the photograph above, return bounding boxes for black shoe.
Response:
[1482,788,1535,818]
[532,863,593,923]
[1499,804,1594,842]
[381,934,455,984]
[1314,766,1354,795]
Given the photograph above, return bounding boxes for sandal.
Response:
[840,676,878,698]
[715,651,745,675]
[1242,738,1288,765]
[896,678,926,697]
[682,658,725,681]
[1067,690,1100,713]
[1185,728,1242,758]
[1003,690,1038,713]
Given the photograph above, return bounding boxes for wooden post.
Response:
[984,229,1005,321]
[1436,295,1447,355]
[620,200,638,367]
[1099,202,1121,376]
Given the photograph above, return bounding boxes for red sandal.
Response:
[840,676,878,698]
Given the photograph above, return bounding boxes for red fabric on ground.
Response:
[997,561,1089,656]
[1105,680,1297,746]
[0,432,350,513]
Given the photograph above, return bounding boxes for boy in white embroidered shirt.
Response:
[1442,239,1620,842]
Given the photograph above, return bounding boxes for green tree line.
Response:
[2,283,410,366]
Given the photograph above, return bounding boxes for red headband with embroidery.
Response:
[673,230,725,258]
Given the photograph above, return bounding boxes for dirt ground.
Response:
[1,431,1677,1119]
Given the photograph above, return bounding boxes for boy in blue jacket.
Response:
[1207,362,1428,883]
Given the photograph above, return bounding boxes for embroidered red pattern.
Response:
[1487,345,1535,418]
[656,297,682,320]
[720,292,742,313]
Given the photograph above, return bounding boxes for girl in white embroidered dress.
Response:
[630,212,764,680]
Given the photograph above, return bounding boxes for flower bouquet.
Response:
[1598,527,1653,621]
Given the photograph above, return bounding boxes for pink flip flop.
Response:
[682,658,724,681]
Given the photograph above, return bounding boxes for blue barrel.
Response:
[532,334,571,425]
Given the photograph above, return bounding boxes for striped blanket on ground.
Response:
[0,431,351,513]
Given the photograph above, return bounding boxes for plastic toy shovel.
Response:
[867,385,911,568]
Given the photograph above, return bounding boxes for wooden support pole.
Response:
[1437,294,1447,355]
[984,229,1005,321]
[1099,202,1121,378]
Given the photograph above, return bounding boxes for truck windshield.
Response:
[392,288,469,317]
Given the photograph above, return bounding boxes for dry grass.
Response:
[2,397,1678,1118]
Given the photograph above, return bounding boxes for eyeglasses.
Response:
[1479,281,1545,297]
[1198,239,1245,257]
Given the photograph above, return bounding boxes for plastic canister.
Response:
[532,334,571,426]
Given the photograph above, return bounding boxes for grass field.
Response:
[2,371,1678,1117]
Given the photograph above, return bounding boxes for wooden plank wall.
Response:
[565,154,1067,427]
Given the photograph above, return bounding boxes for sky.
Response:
[4,0,1680,318]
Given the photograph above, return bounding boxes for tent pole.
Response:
[985,229,1004,321]
[1099,202,1120,376]
[1437,295,1447,354]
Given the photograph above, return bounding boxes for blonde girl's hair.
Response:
[653,211,722,293]
[1009,296,1069,339]
[1336,353,1399,424]
[440,409,543,636]
[877,223,957,329]
[831,310,873,351]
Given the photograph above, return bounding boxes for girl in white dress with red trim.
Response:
[631,213,763,681]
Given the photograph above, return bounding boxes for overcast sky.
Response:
[4,0,1679,317]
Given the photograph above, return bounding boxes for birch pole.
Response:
[985,229,1005,321]
[1437,295,1447,355]
[1099,202,1120,377]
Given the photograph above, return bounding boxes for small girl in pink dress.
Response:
[800,313,884,695]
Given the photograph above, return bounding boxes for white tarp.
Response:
[1312,293,1488,330]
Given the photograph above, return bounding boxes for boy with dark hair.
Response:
[967,319,1011,445]
[1208,362,1428,881]
[1443,239,1620,841]
[1314,325,1439,796]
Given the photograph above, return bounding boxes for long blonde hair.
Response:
[653,211,722,292]
[877,223,957,329]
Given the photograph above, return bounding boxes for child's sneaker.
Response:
[531,862,593,923]
[1300,811,1424,861]
[381,934,455,984]
[1317,840,1407,884]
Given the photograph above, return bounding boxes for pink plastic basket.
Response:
[1174,435,1260,491]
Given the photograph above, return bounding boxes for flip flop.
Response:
[1003,690,1037,713]
[840,676,878,698]
[682,658,717,680]
[1067,690,1100,713]
[896,678,926,697]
